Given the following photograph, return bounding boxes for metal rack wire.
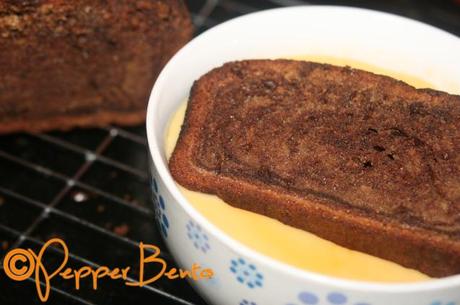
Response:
[0,0,459,304]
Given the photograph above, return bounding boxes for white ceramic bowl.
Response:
[146,6,460,305]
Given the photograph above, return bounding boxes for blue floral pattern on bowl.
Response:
[286,291,371,305]
[186,220,210,253]
[430,302,457,305]
[151,177,169,238]
[240,299,257,305]
[230,258,263,289]
[152,177,159,194]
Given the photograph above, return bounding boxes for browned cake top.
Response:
[190,60,460,238]
[0,0,192,128]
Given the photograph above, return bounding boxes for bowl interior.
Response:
[146,5,460,291]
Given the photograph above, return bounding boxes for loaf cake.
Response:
[0,0,192,133]
[169,59,460,277]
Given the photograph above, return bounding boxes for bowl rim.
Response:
[146,5,460,293]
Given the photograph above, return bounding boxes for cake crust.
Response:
[169,59,460,277]
[0,0,193,133]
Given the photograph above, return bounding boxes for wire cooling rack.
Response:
[0,1,459,304]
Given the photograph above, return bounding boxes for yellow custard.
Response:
[165,57,431,283]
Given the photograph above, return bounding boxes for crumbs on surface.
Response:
[113,224,130,237]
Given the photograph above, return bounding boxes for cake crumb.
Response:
[96,205,105,213]
[113,224,130,237]
[73,191,88,203]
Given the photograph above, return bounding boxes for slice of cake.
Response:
[0,0,192,133]
[169,59,460,277]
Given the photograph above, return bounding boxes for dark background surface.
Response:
[0,0,459,304]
